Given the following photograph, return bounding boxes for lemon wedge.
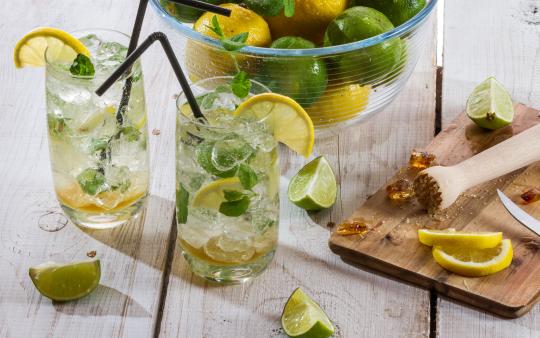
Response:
[418,229,502,249]
[192,177,244,210]
[234,93,314,157]
[432,239,513,277]
[14,27,90,68]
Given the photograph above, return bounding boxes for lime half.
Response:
[282,288,335,338]
[466,77,514,130]
[288,156,337,211]
[29,260,101,301]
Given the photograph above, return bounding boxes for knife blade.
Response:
[497,189,540,236]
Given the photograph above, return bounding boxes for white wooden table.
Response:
[1,1,539,337]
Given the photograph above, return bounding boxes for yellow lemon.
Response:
[266,0,348,44]
[187,4,271,80]
[14,27,90,68]
[418,229,503,249]
[306,84,371,127]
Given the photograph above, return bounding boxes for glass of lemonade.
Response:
[45,29,149,229]
[176,77,279,283]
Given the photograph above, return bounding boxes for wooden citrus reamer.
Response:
[414,123,540,211]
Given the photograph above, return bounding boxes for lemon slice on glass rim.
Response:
[234,93,315,158]
[14,27,90,68]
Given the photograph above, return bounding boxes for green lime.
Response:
[261,36,328,108]
[352,0,426,26]
[29,260,101,302]
[281,288,335,338]
[466,77,514,130]
[160,0,226,23]
[243,0,284,17]
[288,156,337,211]
[324,6,404,85]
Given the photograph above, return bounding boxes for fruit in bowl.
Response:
[154,0,436,130]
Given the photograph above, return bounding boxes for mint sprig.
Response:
[77,168,108,195]
[208,15,249,52]
[176,184,189,224]
[238,163,258,189]
[70,54,95,77]
[219,190,250,217]
[231,71,251,98]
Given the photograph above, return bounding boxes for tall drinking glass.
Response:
[45,29,149,229]
[176,77,279,283]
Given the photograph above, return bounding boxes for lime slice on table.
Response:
[29,260,101,301]
[14,27,90,68]
[288,156,337,211]
[282,288,335,338]
[466,77,514,130]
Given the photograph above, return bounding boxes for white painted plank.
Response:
[160,13,438,338]
[439,0,540,336]
[0,1,179,337]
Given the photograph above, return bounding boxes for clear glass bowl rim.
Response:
[150,0,438,57]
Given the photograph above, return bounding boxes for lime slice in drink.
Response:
[288,156,337,211]
[466,77,514,130]
[281,288,335,338]
[29,260,101,302]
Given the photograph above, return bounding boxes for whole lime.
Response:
[352,0,426,26]
[324,6,404,85]
[261,37,328,108]
[243,0,284,17]
[160,0,227,23]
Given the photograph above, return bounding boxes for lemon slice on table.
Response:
[14,27,90,68]
[29,260,101,301]
[281,288,335,338]
[432,239,513,277]
[192,177,244,210]
[418,229,502,249]
[234,93,315,157]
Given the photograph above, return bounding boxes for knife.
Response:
[497,189,540,236]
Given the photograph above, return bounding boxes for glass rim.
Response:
[150,0,437,57]
[44,28,136,80]
[176,76,271,129]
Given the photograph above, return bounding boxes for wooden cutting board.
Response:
[329,104,540,318]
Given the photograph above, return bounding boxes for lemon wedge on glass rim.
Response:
[14,27,90,68]
[234,93,315,158]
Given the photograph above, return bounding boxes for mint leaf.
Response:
[208,15,224,38]
[238,163,258,189]
[77,168,107,195]
[90,138,108,153]
[283,0,295,17]
[231,71,251,98]
[219,196,250,217]
[111,179,131,193]
[223,190,246,201]
[119,126,141,142]
[221,32,249,51]
[47,114,70,137]
[176,184,189,224]
[70,54,95,77]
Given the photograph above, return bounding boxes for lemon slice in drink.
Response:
[234,93,315,157]
[29,260,101,301]
[288,156,337,211]
[192,177,244,210]
[14,27,90,68]
[466,77,514,130]
[418,229,502,249]
[282,288,335,338]
[432,239,513,277]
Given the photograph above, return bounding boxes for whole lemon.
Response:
[266,0,348,44]
[187,4,271,80]
[307,84,371,126]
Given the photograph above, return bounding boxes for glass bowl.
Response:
[150,0,438,134]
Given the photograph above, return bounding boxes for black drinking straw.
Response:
[96,32,205,120]
[168,0,231,15]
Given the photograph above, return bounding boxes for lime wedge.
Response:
[466,77,514,130]
[288,156,337,211]
[282,288,335,338]
[29,260,101,301]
